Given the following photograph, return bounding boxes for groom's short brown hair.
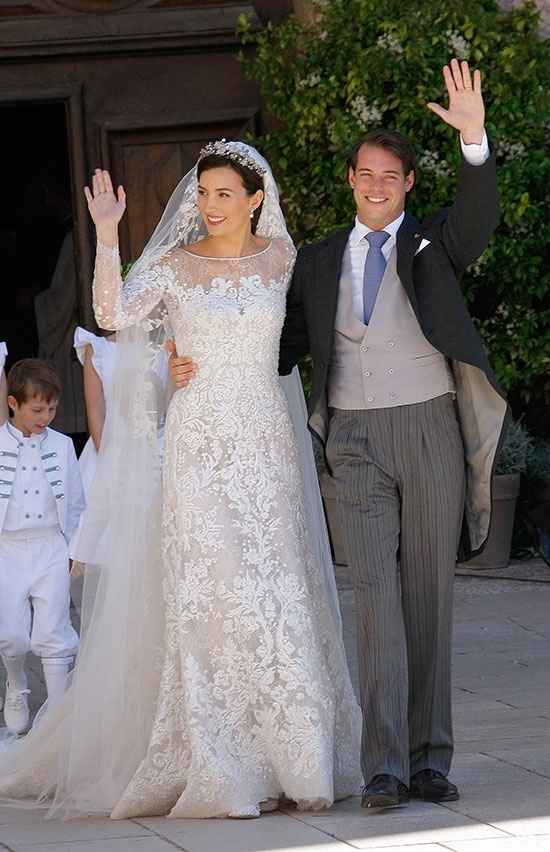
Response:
[347,129,417,177]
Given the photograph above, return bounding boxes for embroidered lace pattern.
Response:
[88,240,363,816]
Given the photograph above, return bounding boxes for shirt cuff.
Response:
[460,130,490,166]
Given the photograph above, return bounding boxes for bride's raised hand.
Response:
[84,169,126,231]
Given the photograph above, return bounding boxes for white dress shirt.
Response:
[348,132,490,321]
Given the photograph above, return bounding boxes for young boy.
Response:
[0,359,84,734]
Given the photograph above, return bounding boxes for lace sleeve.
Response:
[93,241,170,330]
[270,238,297,289]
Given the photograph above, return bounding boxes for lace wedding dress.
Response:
[92,237,362,818]
[0,237,361,819]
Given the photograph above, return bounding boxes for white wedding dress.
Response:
[95,237,362,818]
[0,237,361,819]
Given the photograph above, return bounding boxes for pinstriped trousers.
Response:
[326,394,465,786]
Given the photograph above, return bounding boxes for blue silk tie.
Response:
[363,230,390,324]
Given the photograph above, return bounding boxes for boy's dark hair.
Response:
[7,359,61,405]
[347,128,417,177]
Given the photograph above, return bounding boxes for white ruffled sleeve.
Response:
[73,327,103,367]
[0,342,7,372]
[92,242,170,330]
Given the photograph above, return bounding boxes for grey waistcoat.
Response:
[328,245,455,410]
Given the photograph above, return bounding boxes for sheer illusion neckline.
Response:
[180,241,273,261]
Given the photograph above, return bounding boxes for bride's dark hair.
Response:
[197,154,264,234]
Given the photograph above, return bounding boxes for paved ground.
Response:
[1,560,550,852]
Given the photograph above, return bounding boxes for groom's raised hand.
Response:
[427,59,485,145]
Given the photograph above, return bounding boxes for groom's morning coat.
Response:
[279,151,509,562]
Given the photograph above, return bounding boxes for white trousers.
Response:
[0,529,79,660]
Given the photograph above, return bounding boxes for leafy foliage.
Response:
[494,418,532,474]
[526,436,550,481]
[239,0,550,424]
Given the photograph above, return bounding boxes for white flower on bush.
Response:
[350,96,382,128]
[446,29,470,60]
[297,71,322,89]
[417,150,451,179]
[496,140,527,161]
[496,304,510,320]
[376,32,404,56]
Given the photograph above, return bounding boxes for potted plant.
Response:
[468,419,532,569]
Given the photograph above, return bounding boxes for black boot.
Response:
[410,769,459,802]
[361,774,409,809]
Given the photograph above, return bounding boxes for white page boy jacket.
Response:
[0,423,85,543]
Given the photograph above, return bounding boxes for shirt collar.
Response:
[6,422,26,443]
[349,211,406,247]
[6,421,48,445]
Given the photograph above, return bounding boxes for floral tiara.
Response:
[198,139,267,177]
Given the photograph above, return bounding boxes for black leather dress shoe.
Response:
[361,774,409,809]
[410,769,459,802]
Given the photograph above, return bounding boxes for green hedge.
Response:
[240,0,550,430]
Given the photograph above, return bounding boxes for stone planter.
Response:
[320,471,348,566]
[468,473,521,570]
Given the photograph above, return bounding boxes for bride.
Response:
[0,141,361,819]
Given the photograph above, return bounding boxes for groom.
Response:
[168,59,508,808]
